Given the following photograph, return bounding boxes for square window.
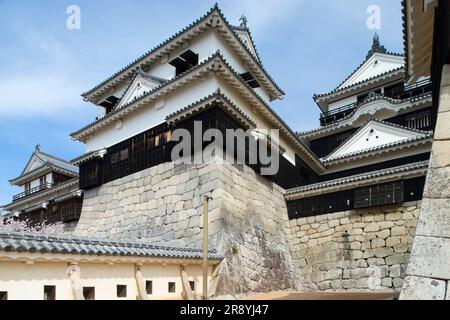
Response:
[44,285,56,300]
[146,281,153,295]
[189,281,195,292]
[0,291,7,300]
[83,287,95,300]
[168,282,176,293]
[117,285,127,298]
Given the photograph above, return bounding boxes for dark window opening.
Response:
[110,147,129,164]
[44,285,56,300]
[116,285,127,298]
[0,291,7,300]
[99,96,120,114]
[146,281,153,295]
[168,282,176,293]
[406,111,431,130]
[240,72,260,88]
[287,177,425,219]
[189,281,195,292]
[354,181,403,209]
[83,287,95,300]
[169,50,199,76]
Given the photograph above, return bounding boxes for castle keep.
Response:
[1,1,449,300]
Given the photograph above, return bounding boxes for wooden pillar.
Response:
[134,263,148,300]
[67,263,84,300]
[180,266,194,301]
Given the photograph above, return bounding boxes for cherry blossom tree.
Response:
[0,217,64,235]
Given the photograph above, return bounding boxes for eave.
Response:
[71,149,107,166]
[166,89,257,129]
[72,52,325,173]
[313,67,405,111]
[0,232,223,262]
[3,178,79,212]
[8,163,79,186]
[285,160,429,201]
[298,93,432,139]
[402,0,438,84]
[81,5,284,103]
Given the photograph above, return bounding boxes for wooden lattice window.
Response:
[406,111,431,129]
[355,181,404,209]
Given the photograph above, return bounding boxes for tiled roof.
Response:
[313,34,403,101]
[70,149,107,166]
[34,150,78,174]
[72,52,324,171]
[3,178,79,210]
[72,52,221,138]
[285,160,429,196]
[166,89,257,128]
[0,231,223,261]
[298,93,432,137]
[314,66,404,101]
[81,4,284,100]
[10,149,80,185]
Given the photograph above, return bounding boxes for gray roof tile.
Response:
[0,231,223,261]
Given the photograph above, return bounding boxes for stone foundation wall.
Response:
[289,201,421,291]
[401,65,450,300]
[73,159,298,297]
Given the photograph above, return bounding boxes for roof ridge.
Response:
[81,4,218,98]
[314,66,405,101]
[81,4,283,99]
[0,230,221,256]
[36,149,74,165]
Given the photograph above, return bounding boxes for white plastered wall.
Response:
[0,259,210,300]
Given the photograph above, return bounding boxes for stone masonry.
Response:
[401,65,450,300]
[73,158,299,297]
[289,201,420,291]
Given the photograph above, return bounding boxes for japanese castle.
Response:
[1,1,448,300]
[3,8,432,225]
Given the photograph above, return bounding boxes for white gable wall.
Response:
[327,121,425,160]
[84,74,297,166]
[84,75,220,152]
[338,53,405,89]
[97,29,272,107]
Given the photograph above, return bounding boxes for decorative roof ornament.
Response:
[366,32,387,60]
[239,15,248,28]
[35,144,40,151]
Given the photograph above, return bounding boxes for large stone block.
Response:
[406,235,450,280]
[434,110,450,140]
[429,140,450,168]
[400,276,447,300]
[423,167,450,199]
[415,198,450,238]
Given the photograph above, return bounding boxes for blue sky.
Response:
[0,0,403,207]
